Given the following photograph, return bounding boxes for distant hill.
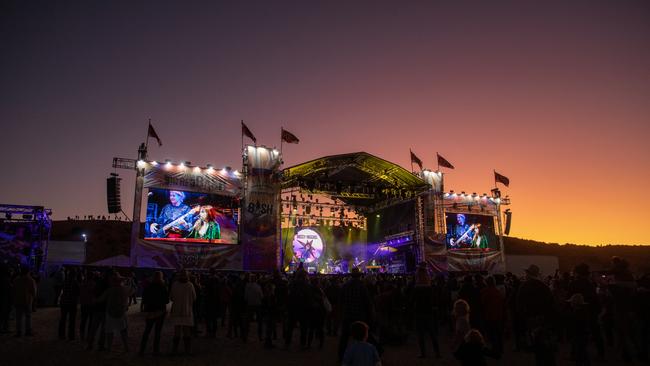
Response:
[503,236,650,273]
[49,220,650,273]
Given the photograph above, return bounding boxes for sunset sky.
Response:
[1,1,649,246]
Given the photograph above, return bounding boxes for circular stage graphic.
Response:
[292,228,324,263]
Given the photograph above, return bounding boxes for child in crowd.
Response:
[454,329,492,366]
[452,299,471,350]
[342,321,382,366]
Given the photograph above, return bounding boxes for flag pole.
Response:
[436,152,440,172]
[494,169,498,189]
[241,120,244,151]
[145,118,151,151]
[280,126,284,156]
[409,150,413,173]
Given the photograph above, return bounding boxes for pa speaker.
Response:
[107,175,122,214]
[504,209,512,235]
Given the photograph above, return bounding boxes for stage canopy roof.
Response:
[281,152,429,206]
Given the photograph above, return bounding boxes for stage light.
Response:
[221,168,227,174]
[165,161,172,168]
[376,214,380,218]
[137,160,145,168]
[179,162,186,168]
[151,161,158,166]
[193,166,201,173]
[234,170,241,176]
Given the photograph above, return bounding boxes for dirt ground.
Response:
[0,305,628,366]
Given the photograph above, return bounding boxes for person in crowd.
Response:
[100,272,133,353]
[170,270,197,355]
[307,277,327,349]
[458,275,481,330]
[0,265,13,334]
[338,268,373,361]
[262,279,277,348]
[480,276,506,357]
[342,321,382,366]
[325,277,341,337]
[139,271,169,356]
[285,269,312,349]
[452,299,472,351]
[411,266,440,359]
[566,293,591,366]
[58,267,80,340]
[227,275,244,339]
[127,272,138,306]
[204,271,221,338]
[608,256,637,363]
[86,270,109,350]
[79,271,95,340]
[568,263,604,359]
[517,264,557,365]
[190,273,203,336]
[243,273,264,342]
[453,329,496,366]
[13,267,36,337]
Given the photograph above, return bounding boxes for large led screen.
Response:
[445,212,498,251]
[145,188,238,244]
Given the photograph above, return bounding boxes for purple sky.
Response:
[1,1,649,245]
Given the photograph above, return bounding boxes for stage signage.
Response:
[143,163,240,195]
[242,145,282,271]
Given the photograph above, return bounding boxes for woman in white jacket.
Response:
[169,270,196,354]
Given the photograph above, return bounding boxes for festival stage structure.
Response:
[0,204,52,271]
[97,143,510,273]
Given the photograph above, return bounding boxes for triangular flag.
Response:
[148,121,162,147]
[241,121,257,144]
[281,128,300,144]
[437,153,455,169]
[410,149,423,170]
[495,171,510,187]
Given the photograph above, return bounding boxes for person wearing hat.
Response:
[568,263,605,359]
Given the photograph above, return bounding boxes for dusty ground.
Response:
[0,305,628,366]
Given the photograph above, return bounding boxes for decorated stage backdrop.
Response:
[241,146,282,271]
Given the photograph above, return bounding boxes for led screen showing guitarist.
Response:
[145,188,239,244]
[445,212,498,250]
[150,190,194,238]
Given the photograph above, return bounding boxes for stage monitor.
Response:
[445,212,498,251]
[144,188,239,244]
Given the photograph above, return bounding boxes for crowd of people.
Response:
[1,256,649,365]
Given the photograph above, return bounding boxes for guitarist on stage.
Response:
[149,190,195,238]
[451,213,474,247]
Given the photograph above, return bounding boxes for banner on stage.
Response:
[143,163,240,195]
[241,145,282,271]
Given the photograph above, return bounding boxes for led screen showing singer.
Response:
[145,188,238,244]
[445,212,498,251]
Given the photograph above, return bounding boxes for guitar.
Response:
[450,224,477,247]
[151,206,199,237]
